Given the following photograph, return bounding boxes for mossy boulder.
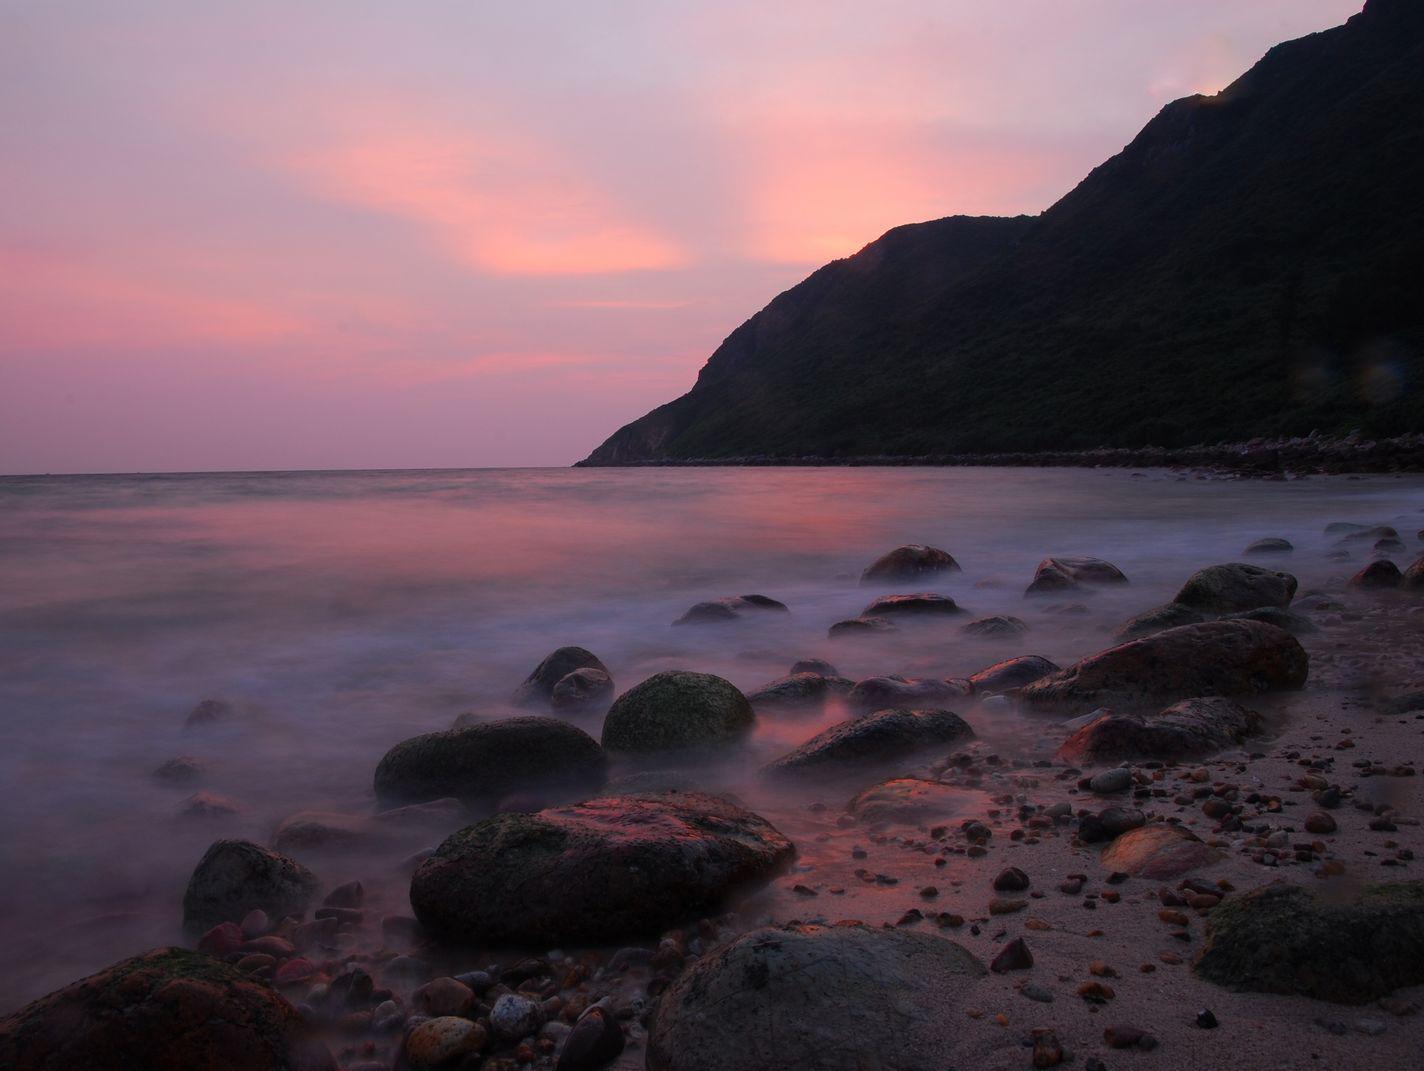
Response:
[600,671,753,753]
[182,840,318,935]
[374,716,607,807]
[409,793,793,945]
[0,946,333,1071]
[1194,881,1424,1003]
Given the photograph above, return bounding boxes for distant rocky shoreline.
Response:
[575,432,1424,476]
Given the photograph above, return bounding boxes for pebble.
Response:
[1021,983,1054,1003]
[414,977,475,1018]
[406,1016,487,1069]
[239,909,268,940]
[990,937,1034,973]
[992,867,1030,892]
[1090,768,1133,794]
[1196,1009,1218,1029]
[1103,1024,1157,1050]
[491,993,544,1041]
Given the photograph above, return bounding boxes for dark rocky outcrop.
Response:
[513,647,609,707]
[600,671,754,753]
[861,545,961,584]
[647,924,987,1071]
[409,794,793,945]
[861,593,965,617]
[1113,602,1209,641]
[762,708,974,778]
[375,717,607,807]
[0,947,332,1071]
[1025,556,1128,595]
[968,654,1059,694]
[1173,563,1297,613]
[745,672,854,710]
[1018,620,1308,713]
[1194,881,1424,1003]
[182,839,318,934]
[848,676,971,711]
[1350,559,1402,588]
[1056,697,1262,763]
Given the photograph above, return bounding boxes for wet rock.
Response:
[182,839,318,934]
[1350,559,1402,589]
[848,778,974,825]
[1334,524,1399,544]
[406,1016,487,1069]
[550,667,615,711]
[514,647,609,707]
[1195,881,1424,1003]
[1057,697,1262,763]
[273,811,380,854]
[1099,823,1220,879]
[790,658,840,677]
[861,592,966,617]
[1403,555,1424,590]
[323,880,364,909]
[1103,1024,1157,1050]
[1026,556,1128,596]
[0,946,332,1071]
[1113,602,1208,641]
[762,708,973,778]
[414,977,474,1018]
[861,544,961,585]
[151,755,208,785]
[491,993,544,1041]
[968,655,1059,694]
[746,672,854,711]
[828,617,897,638]
[184,698,241,729]
[1224,605,1316,634]
[410,793,792,945]
[962,615,1028,638]
[992,867,1030,892]
[178,791,242,819]
[1096,807,1147,839]
[600,671,754,753]
[375,716,606,807]
[1088,768,1133,794]
[1305,812,1337,835]
[647,923,987,1071]
[848,675,971,711]
[1245,537,1293,556]
[373,798,466,832]
[673,595,789,626]
[1019,620,1307,713]
[556,1007,624,1071]
[990,936,1033,972]
[1173,562,1297,614]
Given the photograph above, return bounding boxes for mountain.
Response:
[579,0,1424,465]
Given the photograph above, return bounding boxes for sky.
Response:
[0,1,1364,474]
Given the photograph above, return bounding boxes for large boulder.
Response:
[968,655,1059,694]
[409,794,793,945]
[762,709,974,779]
[601,671,754,753]
[745,672,854,711]
[860,593,965,617]
[375,717,607,807]
[1173,562,1297,613]
[513,647,609,707]
[648,924,987,1071]
[1099,823,1220,878]
[1194,881,1424,1004]
[1057,698,1262,763]
[1113,602,1208,641]
[847,676,971,711]
[1025,556,1127,595]
[1018,620,1307,713]
[673,595,789,626]
[182,839,318,934]
[1350,559,1402,589]
[0,947,332,1071]
[861,545,960,585]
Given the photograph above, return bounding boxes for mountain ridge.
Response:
[580,0,1424,466]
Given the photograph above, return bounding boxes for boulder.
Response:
[962,615,1027,638]
[848,676,971,711]
[968,655,1058,694]
[1018,620,1308,713]
[182,839,318,934]
[745,672,854,711]
[762,709,974,778]
[848,778,974,825]
[549,667,614,711]
[1025,556,1128,595]
[1173,562,1297,613]
[790,658,839,677]
[1056,698,1262,763]
[409,794,793,945]
[600,671,754,753]
[151,755,207,784]
[184,698,241,729]
[1350,559,1401,589]
[1113,602,1208,641]
[1194,881,1424,1004]
[272,811,381,854]
[673,595,788,626]
[861,545,960,585]
[827,617,896,639]
[860,593,965,617]
[1335,524,1398,544]
[375,717,607,807]
[513,647,608,707]
[1099,823,1220,878]
[1224,605,1316,634]
[0,947,332,1071]
[1405,555,1424,590]
[1244,537,1293,555]
[647,923,987,1071]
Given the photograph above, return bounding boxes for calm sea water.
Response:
[2,465,1422,1008]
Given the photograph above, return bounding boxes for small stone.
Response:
[989,898,1027,915]
[414,977,475,1018]
[491,993,544,1041]
[1089,768,1133,794]
[990,937,1033,973]
[324,880,365,908]
[1305,812,1338,835]
[406,1016,487,1068]
[993,867,1030,892]
[1032,1029,1064,1068]
[1022,984,1055,1003]
[1078,981,1115,1003]
[555,1007,625,1071]
[1196,1009,1218,1029]
[1104,1024,1157,1050]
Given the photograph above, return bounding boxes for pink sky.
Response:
[0,1,1362,473]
